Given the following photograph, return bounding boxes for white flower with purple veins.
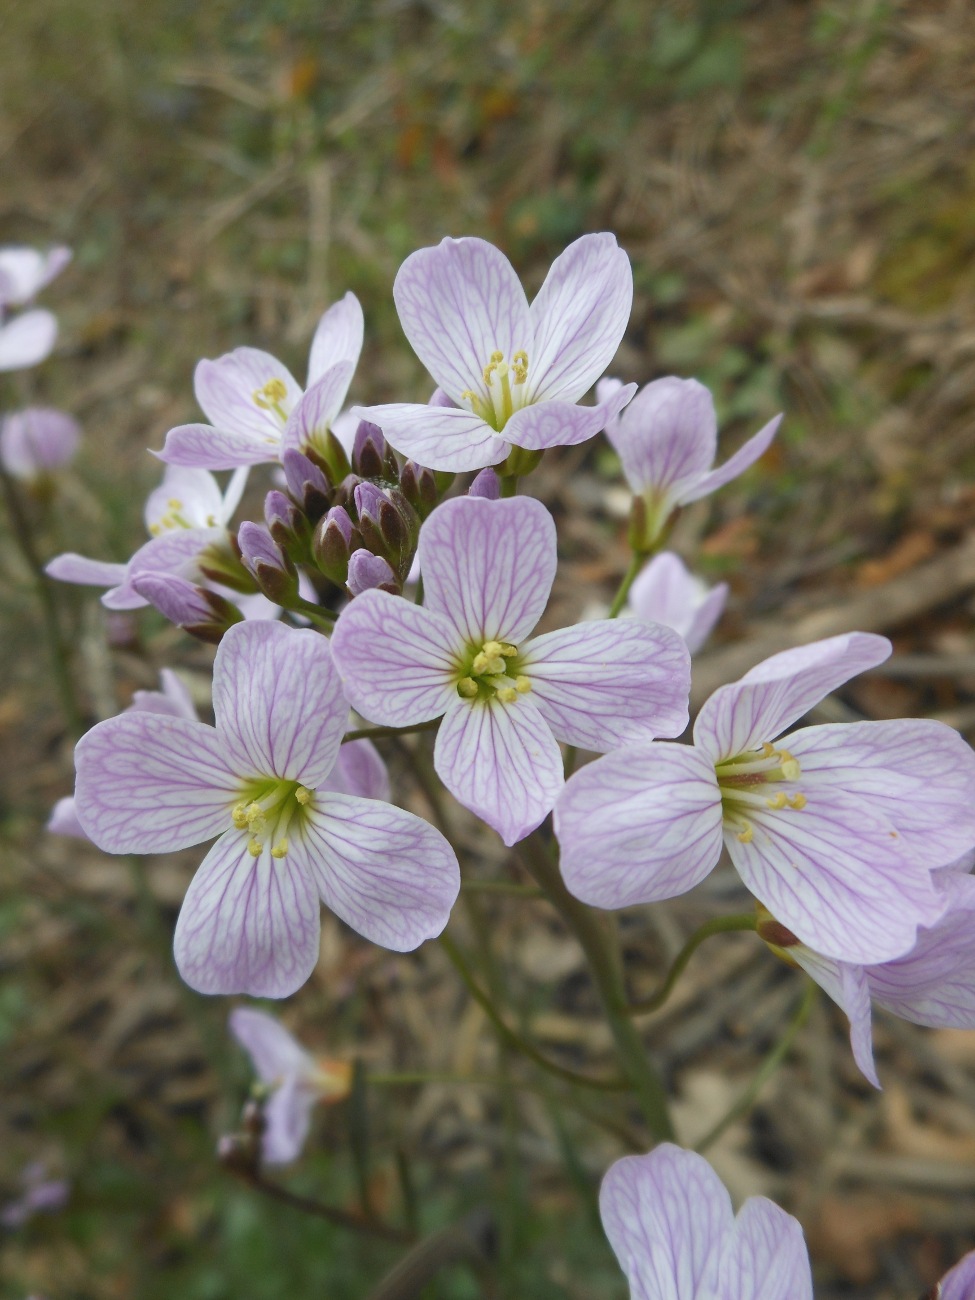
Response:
[46,464,248,610]
[557,633,975,964]
[157,292,363,469]
[600,376,781,543]
[0,245,71,373]
[0,408,81,484]
[627,551,728,656]
[73,620,459,997]
[767,862,975,1088]
[600,1144,812,1300]
[229,1007,352,1165]
[331,496,690,847]
[354,234,638,473]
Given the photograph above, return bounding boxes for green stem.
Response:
[607,550,644,619]
[439,932,627,1093]
[499,474,517,498]
[518,833,674,1141]
[295,597,336,626]
[343,719,440,744]
[627,914,758,1015]
[228,1165,412,1244]
[695,980,817,1154]
[413,574,424,605]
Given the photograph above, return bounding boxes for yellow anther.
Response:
[149,523,161,536]
[736,820,754,844]
[788,792,807,810]
[252,377,289,410]
[765,792,789,810]
[762,742,776,757]
[513,350,528,367]
[232,802,249,829]
[295,786,312,805]
[499,643,517,657]
[515,675,531,694]
[247,837,263,857]
[460,389,479,403]
[167,497,182,508]
[489,350,504,363]
[496,686,518,704]
[483,362,498,384]
[482,640,505,657]
[781,758,800,781]
[457,677,479,699]
[271,838,289,859]
[472,651,505,676]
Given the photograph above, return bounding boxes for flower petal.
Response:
[144,466,224,533]
[693,633,892,762]
[0,407,80,479]
[628,551,728,656]
[556,743,723,908]
[46,553,128,588]
[307,292,364,383]
[353,402,509,473]
[0,245,71,304]
[156,421,282,469]
[727,1197,814,1300]
[679,414,781,505]
[261,1075,317,1165]
[792,947,879,1087]
[212,621,346,785]
[173,829,321,997]
[419,496,556,645]
[528,234,633,403]
[194,347,301,437]
[727,789,944,964]
[74,713,238,853]
[522,619,690,749]
[331,591,458,726]
[281,360,356,457]
[228,1007,314,1083]
[323,739,391,802]
[47,796,88,839]
[0,309,58,371]
[393,236,533,405]
[785,719,975,870]
[939,1248,975,1300]
[435,696,564,846]
[598,1146,731,1300]
[503,382,636,452]
[300,794,459,949]
[605,377,716,497]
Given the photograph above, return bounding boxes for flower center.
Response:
[148,496,219,536]
[460,350,529,431]
[251,377,290,426]
[231,780,313,858]
[714,742,806,844]
[456,638,532,705]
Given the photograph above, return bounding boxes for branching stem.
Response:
[627,913,758,1015]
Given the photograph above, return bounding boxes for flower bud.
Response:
[347,550,399,596]
[353,482,420,577]
[312,505,362,586]
[304,428,351,490]
[468,467,500,500]
[351,420,397,480]
[131,573,243,644]
[398,460,440,519]
[238,522,299,606]
[281,448,332,523]
[264,489,311,558]
[197,536,260,595]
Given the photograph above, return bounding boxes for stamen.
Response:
[736,820,754,844]
[457,677,479,699]
[295,786,312,805]
[515,676,531,694]
[496,686,518,704]
[232,802,249,829]
[271,838,289,859]
[247,837,263,857]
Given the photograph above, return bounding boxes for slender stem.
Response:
[343,719,440,744]
[460,880,543,898]
[295,597,336,626]
[0,465,84,734]
[607,550,644,619]
[366,1207,495,1300]
[518,832,675,1141]
[227,1165,412,1243]
[627,914,758,1015]
[499,474,517,498]
[439,932,628,1093]
[695,980,817,1154]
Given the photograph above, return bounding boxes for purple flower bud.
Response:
[0,408,80,484]
[197,537,259,595]
[351,420,389,479]
[353,480,386,524]
[468,467,500,500]
[238,521,299,605]
[281,448,332,522]
[353,482,419,577]
[347,550,399,596]
[264,489,310,555]
[312,505,361,585]
[398,460,440,519]
[131,573,243,644]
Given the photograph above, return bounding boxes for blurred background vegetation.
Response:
[3,1,975,1295]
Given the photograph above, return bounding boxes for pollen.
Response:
[457,677,479,699]
[232,802,249,829]
[515,676,531,694]
[736,820,754,844]
[271,838,289,859]
[496,686,518,704]
[295,786,312,805]
[247,837,263,857]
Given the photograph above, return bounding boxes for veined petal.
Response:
[605,377,716,497]
[793,947,879,1087]
[726,789,944,964]
[865,871,975,1029]
[300,795,459,950]
[261,1074,317,1165]
[173,829,321,997]
[194,348,302,437]
[281,360,356,457]
[156,421,282,469]
[785,719,975,869]
[679,414,781,505]
[330,591,458,727]
[46,553,128,588]
[353,402,509,473]
[628,551,728,656]
[228,1007,314,1083]
[726,1197,814,1300]
[213,622,346,785]
[130,668,197,720]
[393,236,533,405]
[435,696,564,846]
[527,234,633,404]
[693,633,892,762]
[522,619,690,749]
[940,1249,975,1300]
[599,1146,731,1300]
[144,465,224,534]
[419,496,556,645]
[308,292,364,383]
[503,383,636,452]
[0,309,58,371]
[74,713,238,853]
[323,739,390,802]
[556,743,723,908]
